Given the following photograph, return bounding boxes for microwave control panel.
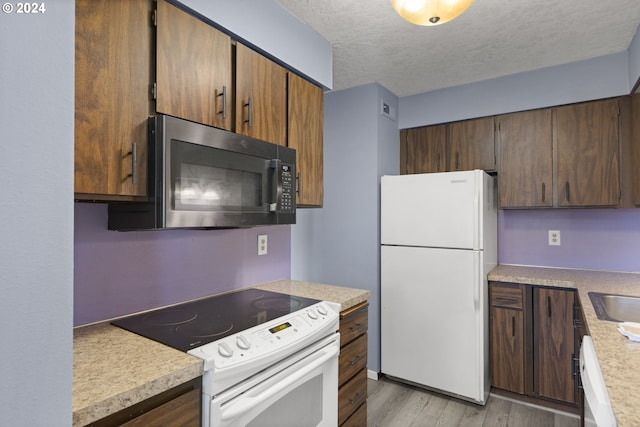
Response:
[279,164,295,212]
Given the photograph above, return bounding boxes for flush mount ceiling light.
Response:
[390,0,475,26]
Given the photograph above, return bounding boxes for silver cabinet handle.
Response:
[127,142,137,184]
[349,323,364,332]
[244,97,253,126]
[349,354,365,366]
[349,391,365,405]
[218,85,227,119]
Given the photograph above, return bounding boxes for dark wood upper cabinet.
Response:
[533,287,576,404]
[75,0,152,199]
[288,73,324,207]
[156,0,232,131]
[498,109,553,208]
[235,43,287,146]
[400,125,447,174]
[449,116,496,171]
[555,98,621,207]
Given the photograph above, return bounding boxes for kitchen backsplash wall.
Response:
[499,208,640,273]
[74,203,291,326]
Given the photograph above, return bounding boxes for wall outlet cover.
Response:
[548,230,561,246]
[258,234,268,255]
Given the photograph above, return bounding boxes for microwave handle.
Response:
[269,159,281,212]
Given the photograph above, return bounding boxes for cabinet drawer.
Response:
[340,303,368,347]
[92,378,201,427]
[491,284,523,309]
[340,400,367,427]
[338,368,367,426]
[121,388,200,427]
[339,333,368,386]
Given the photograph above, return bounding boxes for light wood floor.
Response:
[366,377,580,427]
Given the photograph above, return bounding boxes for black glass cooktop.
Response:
[112,288,321,352]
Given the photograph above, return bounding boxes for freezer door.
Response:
[381,170,484,250]
[381,245,489,404]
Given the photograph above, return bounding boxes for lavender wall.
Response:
[74,203,291,326]
[499,209,640,273]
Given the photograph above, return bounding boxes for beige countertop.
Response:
[72,322,203,427]
[72,280,369,426]
[254,279,371,311]
[489,265,640,427]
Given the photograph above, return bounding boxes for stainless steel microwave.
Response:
[108,115,296,230]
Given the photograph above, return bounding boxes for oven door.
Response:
[208,333,339,427]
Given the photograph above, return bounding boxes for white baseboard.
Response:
[367,370,379,380]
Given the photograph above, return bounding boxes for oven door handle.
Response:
[220,342,338,421]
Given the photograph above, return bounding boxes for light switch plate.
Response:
[548,230,561,246]
[258,234,268,255]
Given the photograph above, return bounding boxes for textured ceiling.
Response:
[275,0,640,97]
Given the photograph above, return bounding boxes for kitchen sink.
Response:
[588,292,640,323]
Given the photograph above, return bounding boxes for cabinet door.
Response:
[497,109,553,208]
[75,0,151,198]
[236,43,287,146]
[449,116,495,171]
[93,379,201,427]
[556,98,620,207]
[121,388,200,427]
[533,288,575,403]
[156,0,232,131]
[491,307,525,394]
[401,125,447,174]
[288,73,323,207]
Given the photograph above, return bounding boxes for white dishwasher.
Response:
[580,336,617,427]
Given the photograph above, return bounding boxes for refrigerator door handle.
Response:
[473,253,480,309]
[473,171,480,250]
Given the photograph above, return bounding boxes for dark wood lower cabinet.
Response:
[491,305,525,393]
[338,368,368,425]
[341,400,367,427]
[533,287,576,403]
[339,302,368,426]
[90,378,201,427]
[490,282,584,413]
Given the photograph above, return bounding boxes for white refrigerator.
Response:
[380,170,497,405]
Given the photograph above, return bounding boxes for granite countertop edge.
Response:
[72,279,369,426]
[488,264,640,427]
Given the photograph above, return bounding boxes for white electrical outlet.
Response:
[258,234,268,255]
[548,230,561,246]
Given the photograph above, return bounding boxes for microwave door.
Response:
[167,140,276,228]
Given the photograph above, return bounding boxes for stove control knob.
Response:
[218,341,234,358]
[317,305,328,316]
[307,309,318,320]
[236,335,251,350]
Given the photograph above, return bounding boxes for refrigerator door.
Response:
[381,170,484,250]
[381,245,489,404]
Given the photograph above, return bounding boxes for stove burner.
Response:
[177,319,234,338]
[252,296,303,311]
[143,308,197,326]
